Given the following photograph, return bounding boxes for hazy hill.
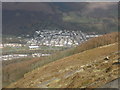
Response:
[2,2,118,36]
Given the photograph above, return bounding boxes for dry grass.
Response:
[3,32,118,87]
[2,57,45,87]
[7,43,118,88]
[45,32,118,63]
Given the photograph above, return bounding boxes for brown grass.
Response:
[7,43,118,88]
[2,57,45,87]
[44,32,118,63]
[3,32,118,87]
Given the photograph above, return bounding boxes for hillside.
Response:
[44,32,118,62]
[100,78,120,88]
[2,32,118,87]
[3,2,118,36]
[6,42,119,88]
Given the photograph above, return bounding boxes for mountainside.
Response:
[2,2,118,36]
[2,32,118,88]
[45,32,118,62]
[6,43,119,88]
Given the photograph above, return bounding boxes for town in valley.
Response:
[1,29,99,60]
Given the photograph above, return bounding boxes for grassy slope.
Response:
[7,43,119,88]
[44,32,118,63]
[3,32,118,87]
[2,57,45,87]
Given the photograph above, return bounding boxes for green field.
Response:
[2,45,69,55]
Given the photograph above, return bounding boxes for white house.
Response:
[29,46,39,50]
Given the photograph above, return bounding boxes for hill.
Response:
[100,78,120,88]
[6,42,119,88]
[44,32,118,62]
[2,32,118,87]
[2,2,118,36]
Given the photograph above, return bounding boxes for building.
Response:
[29,45,39,50]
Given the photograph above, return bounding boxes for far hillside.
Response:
[3,2,118,36]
